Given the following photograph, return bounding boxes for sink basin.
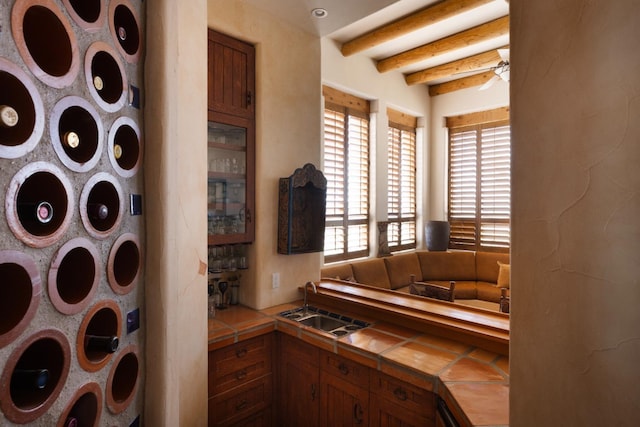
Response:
[279,306,370,337]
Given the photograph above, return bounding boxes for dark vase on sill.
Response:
[425,220,450,251]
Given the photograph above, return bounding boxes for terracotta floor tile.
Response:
[338,328,406,355]
[440,357,506,382]
[381,341,458,376]
[446,382,509,426]
[468,348,499,364]
[414,333,472,355]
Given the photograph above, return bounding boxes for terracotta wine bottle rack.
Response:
[0,329,71,424]
[0,250,41,349]
[107,233,141,295]
[105,344,139,414]
[108,116,142,178]
[5,161,75,248]
[57,381,103,427]
[79,172,124,239]
[48,237,101,315]
[109,0,142,64]
[50,96,104,173]
[84,41,128,112]
[77,300,122,372]
[0,57,44,159]
[61,0,105,32]
[1,0,145,423]
[11,0,80,88]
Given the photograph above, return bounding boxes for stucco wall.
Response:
[510,0,640,425]
[207,0,323,309]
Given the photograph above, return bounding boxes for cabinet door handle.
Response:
[245,208,252,224]
[235,348,247,358]
[311,383,317,401]
[236,399,248,411]
[353,402,364,424]
[246,91,253,106]
[338,362,350,375]
[235,369,247,380]
[393,387,408,401]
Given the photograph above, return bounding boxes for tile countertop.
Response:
[208,303,509,427]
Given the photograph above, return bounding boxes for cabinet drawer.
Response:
[209,374,273,427]
[209,334,273,396]
[370,371,436,419]
[320,351,369,389]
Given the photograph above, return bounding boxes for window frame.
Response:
[387,109,417,252]
[322,86,371,263]
[447,107,510,253]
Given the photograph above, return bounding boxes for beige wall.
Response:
[207,1,323,309]
[145,0,208,425]
[511,0,640,425]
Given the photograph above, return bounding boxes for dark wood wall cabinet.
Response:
[207,29,255,245]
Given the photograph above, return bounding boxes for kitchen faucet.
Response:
[303,281,317,311]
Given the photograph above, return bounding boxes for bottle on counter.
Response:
[11,368,49,390]
[85,334,119,353]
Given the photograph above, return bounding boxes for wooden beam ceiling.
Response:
[340,0,495,57]
[338,0,510,94]
[405,47,507,85]
[376,15,509,73]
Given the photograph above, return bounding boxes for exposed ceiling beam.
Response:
[428,71,494,96]
[405,46,507,85]
[377,15,509,73]
[340,0,495,57]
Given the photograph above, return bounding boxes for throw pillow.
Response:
[497,261,510,288]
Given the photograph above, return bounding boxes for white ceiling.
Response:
[243,0,510,86]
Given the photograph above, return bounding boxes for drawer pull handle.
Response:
[235,348,248,358]
[236,399,248,411]
[353,402,364,424]
[311,383,317,401]
[338,362,350,375]
[393,387,408,401]
[235,369,247,380]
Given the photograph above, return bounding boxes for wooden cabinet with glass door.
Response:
[208,111,255,245]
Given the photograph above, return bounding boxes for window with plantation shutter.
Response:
[323,86,370,262]
[447,107,510,252]
[387,109,417,252]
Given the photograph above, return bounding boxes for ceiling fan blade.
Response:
[479,74,500,91]
[498,48,510,62]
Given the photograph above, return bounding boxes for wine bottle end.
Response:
[110,336,120,353]
[0,105,19,127]
[65,417,79,427]
[93,76,104,91]
[64,131,80,148]
[36,202,54,223]
[114,143,123,159]
[118,26,127,41]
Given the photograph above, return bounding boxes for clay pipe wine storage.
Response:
[105,345,139,414]
[109,0,142,63]
[0,57,44,159]
[48,237,101,315]
[77,300,122,372]
[5,161,74,248]
[0,250,41,349]
[61,0,105,32]
[107,233,141,295]
[0,329,71,424]
[84,41,127,112]
[108,116,142,178]
[57,381,103,427]
[80,172,124,239]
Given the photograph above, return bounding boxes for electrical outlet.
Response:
[272,272,280,289]
[127,308,140,334]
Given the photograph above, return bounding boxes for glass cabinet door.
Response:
[207,113,254,245]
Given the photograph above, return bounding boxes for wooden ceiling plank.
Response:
[428,72,494,96]
[340,0,495,57]
[405,46,507,85]
[377,15,509,73]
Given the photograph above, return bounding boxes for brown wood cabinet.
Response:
[207,29,256,245]
[369,371,436,427]
[208,334,274,426]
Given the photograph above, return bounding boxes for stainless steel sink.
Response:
[279,307,370,337]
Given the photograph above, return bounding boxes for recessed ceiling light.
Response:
[311,8,328,18]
